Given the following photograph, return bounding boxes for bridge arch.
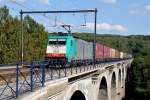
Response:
[118,69,121,86]
[111,71,117,100]
[98,76,108,100]
[122,66,124,81]
[70,90,86,100]
[118,69,122,99]
[125,64,128,79]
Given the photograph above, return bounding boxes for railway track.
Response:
[0,64,93,82]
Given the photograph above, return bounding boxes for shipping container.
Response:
[83,41,93,59]
[95,43,104,59]
[74,39,84,60]
[104,46,110,58]
[74,39,93,60]
[110,48,116,58]
[115,50,120,58]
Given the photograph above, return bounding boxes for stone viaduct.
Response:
[21,59,133,100]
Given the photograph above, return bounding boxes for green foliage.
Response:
[0,6,48,64]
[133,83,150,99]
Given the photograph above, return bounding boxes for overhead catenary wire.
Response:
[69,0,95,29]
[9,7,20,12]
[10,0,93,32]
[11,0,66,27]
[40,0,90,31]
[64,0,89,29]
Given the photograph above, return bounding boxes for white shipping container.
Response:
[74,39,93,60]
[120,52,124,58]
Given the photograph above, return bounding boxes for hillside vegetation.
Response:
[0,6,150,99]
[0,6,48,64]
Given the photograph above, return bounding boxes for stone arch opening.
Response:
[122,67,124,81]
[98,77,108,100]
[118,69,122,99]
[118,69,121,84]
[70,90,86,100]
[111,72,117,100]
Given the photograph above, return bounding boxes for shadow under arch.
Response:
[70,90,86,100]
[118,69,122,98]
[122,67,124,81]
[111,72,117,100]
[98,76,108,100]
[118,69,121,83]
[126,67,131,82]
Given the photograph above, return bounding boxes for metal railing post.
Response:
[41,62,45,87]
[71,65,72,75]
[84,64,85,72]
[58,65,61,78]
[76,63,77,74]
[51,68,53,80]
[30,61,33,92]
[16,63,19,98]
[65,65,66,77]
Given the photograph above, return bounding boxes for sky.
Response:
[0,0,150,35]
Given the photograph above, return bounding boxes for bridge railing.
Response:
[0,58,132,99]
[0,63,16,100]
[15,62,31,97]
[0,61,31,99]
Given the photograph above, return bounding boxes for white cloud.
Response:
[39,0,50,5]
[12,0,26,2]
[129,10,139,15]
[144,5,150,13]
[144,5,150,12]
[101,0,117,4]
[129,4,150,15]
[11,0,50,5]
[113,24,126,31]
[86,22,126,32]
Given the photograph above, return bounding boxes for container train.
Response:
[45,33,131,66]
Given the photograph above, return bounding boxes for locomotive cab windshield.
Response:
[46,37,67,58]
[48,38,66,45]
